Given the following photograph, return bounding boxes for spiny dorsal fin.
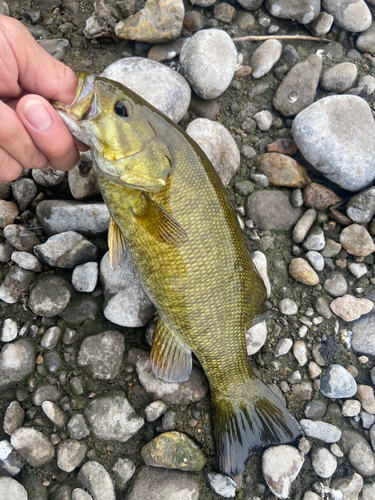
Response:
[108,217,126,270]
[131,194,188,247]
[150,319,192,383]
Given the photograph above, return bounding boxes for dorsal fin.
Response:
[108,217,126,269]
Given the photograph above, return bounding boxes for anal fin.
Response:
[150,319,192,383]
[108,217,126,270]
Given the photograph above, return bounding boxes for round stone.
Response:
[289,258,319,285]
[320,62,357,93]
[330,295,374,322]
[250,39,282,79]
[0,477,28,500]
[340,224,375,256]
[311,447,337,478]
[247,191,303,231]
[28,275,72,317]
[10,428,54,467]
[279,298,298,315]
[320,364,357,399]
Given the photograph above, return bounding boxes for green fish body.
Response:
[53,73,301,475]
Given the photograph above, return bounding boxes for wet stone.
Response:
[323,274,348,297]
[67,414,90,440]
[311,447,337,478]
[322,0,372,32]
[250,39,282,79]
[31,165,65,187]
[72,262,98,292]
[299,420,341,442]
[77,330,125,380]
[330,295,373,322]
[10,428,54,467]
[78,461,115,500]
[11,178,37,212]
[44,350,61,373]
[144,400,168,421]
[141,431,207,471]
[340,224,375,257]
[1,318,18,342]
[85,393,144,442]
[207,473,236,498]
[112,458,136,490]
[33,384,62,406]
[179,29,237,99]
[11,251,42,272]
[0,200,19,228]
[302,183,342,210]
[320,364,357,399]
[186,119,240,186]
[262,445,304,499]
[0,340,35,391]
[57,440,87,472]
[320,62,357,93]
[42,401,66,428]
[3,401,25,435]
[0,478,28,500]
[289,258,319,285]
[255,153,310,189]
[3,224,40,252]
[28,275,72,317]
[340,429,375,476]
[247,191,303,230]
[346,186,375,223]
[293,208,316,243]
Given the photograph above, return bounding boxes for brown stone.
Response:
[256,153,310,189]
[303,182,342,210]
[235,66,251,78]
[329,209,352,226]
[213,2,236,23]
[289,258,319,285]
[147,38,185,62]
[115,0,184,43]
[183,10,205,33]
[340,224,375,257]
[0,200,19,228]
[267,138,298,156]
[189,96,221,121]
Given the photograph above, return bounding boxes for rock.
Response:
[289,258,319,285]
[311,447,337,478]
[42,401,66,428]
[356,385,375,414]
[115,0,184,43]
[255,153,310,188]
[148,38,185,62]
[351,292,375,356]
[11,251,42,272]
[0,478,28,500]
[3,224,40,252]
[126,465,199,500]
[273,55,322,116]
[247,191,303,231]
[299,420,341,442]
[308,361,322,379]
[72,262,98,292]
[40,326,61,349]
[33,384,62,406]
[274,338,293,357]
[279,299,298,315]
[102,57,191,124]
[36,38,70,61]
[112,458,136,490]
[72,489,93,500]
[214,3,236,23]
[0,340,35,391]
[186,119,240,186]
[85,393,144,442]
[357,22,375,53]
[321,239,342,258]
[265,0,320,24]
[331,473,363,500]
[31,165,66,186]
[323,274,348,297]
[78,461,116,500]
[141,431,207,471]
[207,473,236,498]
[246,320,267,355]
[67,414,90,440]
[59,296,99,324]
[251,251,271,297]
[44,350,62,373]
[77,331,125,380]
[340,430,375,476]
[292,382,313,400]
[293,209,316,243]
[361,483,375,500]
[0,265,34,304]
[346,186,375,223]
[305,251,324,272]
[0,242,13,263]
[57,440,87,472]
[320,364,357,399]
[306,11,333,36]
[1,318,18,342]
[144,400,168,422]
[303,183,342,210]
[11,178,37,212]
[34,231,98,268]
[179,29,237,99]
[189,96,221,121]
[0,200,19,228]
[330,295,373,322]
[36,200,109,236]
[262,445,305,499]
[293,340,308,366]
[127,348,208,404]
[68,158,100,200]
[253,110,273,131]
[236,0,262,11]
[292,96,375,191]
[303,226,325,251]
[3,401,25,435]
[322,0,371,32]
[320,63,358,93]
[250,39,282,79]
[340,224,375,257]
[342,399,361,417]
[28,275,72,317]
[10,428,54,467]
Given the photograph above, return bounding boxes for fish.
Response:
[53,73,301,476]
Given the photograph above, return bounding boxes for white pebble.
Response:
[1,318,18,342]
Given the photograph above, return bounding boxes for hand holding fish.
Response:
[0,15,85,182]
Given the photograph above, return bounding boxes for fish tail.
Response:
[212,377,302,476]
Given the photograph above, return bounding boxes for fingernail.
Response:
[22,100,53,132]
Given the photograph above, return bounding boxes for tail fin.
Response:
[212,378,302,476]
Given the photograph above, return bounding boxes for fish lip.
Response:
[51,72,96,121]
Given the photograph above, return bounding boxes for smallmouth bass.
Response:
[53,73,301,475]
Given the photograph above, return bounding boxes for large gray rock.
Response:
[292,95,375,191]
[10,428,54,467]
[101,57,190,123]
[265,0,320,24]
[340,430,375,477]
[247,191,303,230]
[322,0,371,32]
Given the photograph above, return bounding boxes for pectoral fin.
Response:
[131,194,188,246]
[108,217,126,269]
[150,319,192,383]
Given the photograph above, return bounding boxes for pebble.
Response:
[320,364,358,398]
[357,22,375,53]
[311,447,337,478]
[262,445,305,499]
[207,473,236,498]
[322,0,371,32]
[126,465,199,500]
[305,251,324,272]
[0,265,34,304]
[148,38,185,62]
[42,401,66,428]
[28,275,72,317]
[34,231,98,268]
[361,483,375,500]
[3,224,40,252]
[303,226,325,251]
[265,0,320,24]
[355,385,375,414]
[251,251,271,297]
[273,54,322,116]
[0,440,23,477]
[255,153,310,189]
[11,178,37,212]
[36,200,110,236]
[245,320,267,355]
[72,262,98,292]
[60,296,98,324]
[236,0,262,10]
[331,472,363,500]
[77,331,125,380]
[292,382,313,400]
[189,96,221,121]
[253,110,272,132]
[339,224,375,256]
[293,340,308,366]
[40,326,61,349]
[72,489,93,500]
[57,439,87,472]
[346,186,375,223]
[179,29,237,99]
[308,361,322,379]
[36,38,69,61]
[320,62,358,93]
[85,393,144,442]
[144,400,168,421]
[1,318,18,342]
[11,251,42,272]
[0,478,28,500]
[342,399,361,417]
[0,340,35,391]
[330,295,373,322]
[351,291,375,355]
[307,11,333,36]
[3,401,25,435]
[186,118,240,186]
[293,209,316,243]
[299,420,341,442]
[340,429,375,476]
[274,338,293,357]
[321,239,342,258]
[68,160,100,201]
[303,183,342,210]
[78,461,116,500]
[112,458,136,490]
[361,410,375,429]
[127,348,208,404]
[247,191,303,230]
[0,242,13,263]
[101,57,190,123]
[67,414,90,440]
[323,274,348,297]
[279,298,298,315]
[250,39,282,79]
[141,431,207,471]
[33,384,62,406]
[10,428,54,467]
[292,96,375,191]
[31,165,66,186]
[114,0,184,43]
[0,200,19,228]
[44,350,62,373]
[303,493,322,500]
[289,258,319,285]
[214,3,236,23]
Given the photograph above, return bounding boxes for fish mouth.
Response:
[52,72,96,121]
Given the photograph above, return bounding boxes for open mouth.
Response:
[52,72,96,120]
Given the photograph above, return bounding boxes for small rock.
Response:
[36,38,69,61]
[57,439,87,472]
[0,201,19,228]
[293,209,317,243]
[303,183,342,210]
[33,384,62,406]
[78,461,115,500]
[3,224,40,252]
[144,400,168,422]
[340,224,375,256]
[28,275,72,317]
[207,472,236,498]
[255,153,310,188]
[305,251,324,272]
[72,262,98,292]
[308,361,322,379]
[299,420,341,442]
[1,318,18,343]
[67,414,90,440]
[40,326,61,349]
[274,338,293,357]
[112,458,136,490]
[357,21,375,53]
[251,251,271,297]
[247,191,303,230]
[213,3,236,23]
[68,158,100,200]
[11,178,37,212]
[323,274,348,297]
[245,320,267,356]
[307,11,333,36]
[330,295,373,321]
[0,340,35,391]
[11,251,42,272]
[279,298,298,315]
[72,489,93,500]
[303,226,325,251]
[31,165,65,186]
[265,0,320,24]
[42,401,66,428]
[356,385,375,414]
[253,110,273,131]
[320,62,358,93]
[320,364,357,398]
[346,186,375,223]
[342,399,361,417]
[289,258,319,285]
[361,483,375,500]
[10,428,54,467]
[0,265,34,304]
[251,39,282,79]
[147,38,185,62]
[311,447,337,478]
[340,429,375,476]
[293,340,308,366]
[320,239,342,258]
[3,401,25,435]
[348,262,368,278]
[331,473,363,500]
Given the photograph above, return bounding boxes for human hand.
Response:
[0,15,87,183]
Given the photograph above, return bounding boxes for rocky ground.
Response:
[1,0,375,499]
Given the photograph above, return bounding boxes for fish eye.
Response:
[114,100,132,118]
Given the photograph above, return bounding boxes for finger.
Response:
[0,148,23,183]
[17,95,80,171]
[0,100,47,171]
